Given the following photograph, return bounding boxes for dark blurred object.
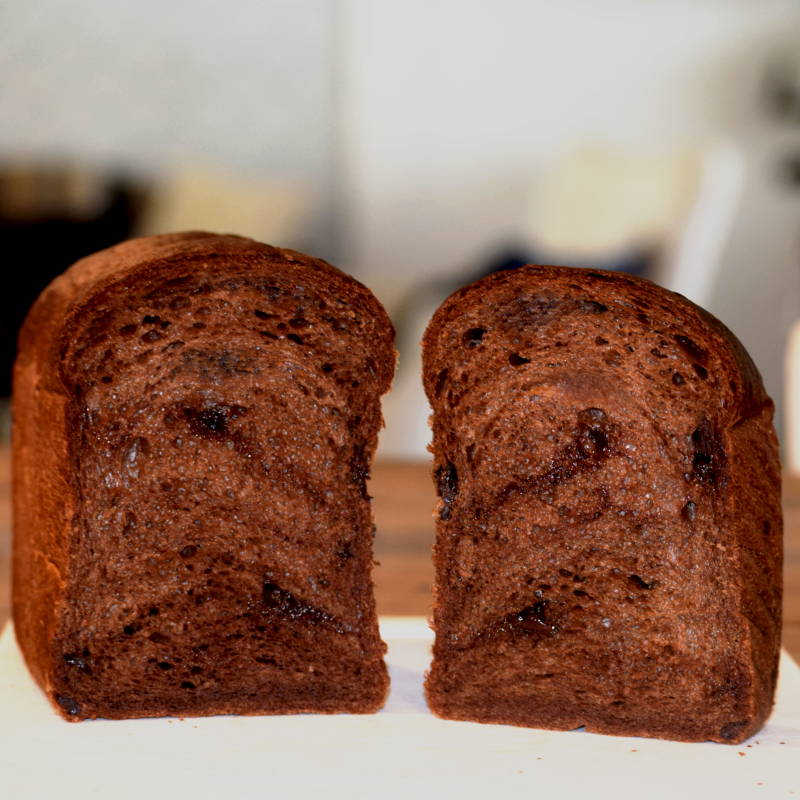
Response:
[482,243,654,278]
[781,153,800,188]
[0,163,143,395]
[764,56,800,124]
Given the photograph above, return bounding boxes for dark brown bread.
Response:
[13,231,394,721]
[422,265,782,743]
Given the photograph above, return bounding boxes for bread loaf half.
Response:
[13,232,394,720]
[422,265,781,743]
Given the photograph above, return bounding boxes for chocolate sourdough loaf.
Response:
[13,232,394,721]
[423,266,782,743]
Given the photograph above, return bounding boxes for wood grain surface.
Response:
[0,453,798,660]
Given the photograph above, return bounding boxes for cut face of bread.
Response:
[13,232,394,721]
[422,266,782,744]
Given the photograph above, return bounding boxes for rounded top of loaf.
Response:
[17,231,395,394]
[422,264,770,429]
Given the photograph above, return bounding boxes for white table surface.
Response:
[1,618,798,800]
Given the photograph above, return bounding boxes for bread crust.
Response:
[13,232,395,720]
[422,265,781,743]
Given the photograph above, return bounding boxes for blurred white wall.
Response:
[0,0,336,251]
[338,0,796,300]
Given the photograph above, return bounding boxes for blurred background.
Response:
[1,0,799,462]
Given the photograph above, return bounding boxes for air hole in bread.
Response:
[465,443,476,464]
[287,333,303,345]
[580,300,608,313]
[336,540,354,561]
[63,652,91,673]
[434,368,449,396]
[183,403,246,440]
[576,409,610,460]
[349,444,371,500]
[586,272,614,281]
[436,460,458,520]
[628,574,655,590]
[463,328,485,347]
[672,372,685,385]
[261,580,333,626]
[120,511,136,536]
[254,309,276,320]
[693,363,708,380]
[603,350,622,367]
[54,694,81,716]
[674,334,708,364]
[689,419,724,486]
[508,601,558,636]
[509,353,531,366]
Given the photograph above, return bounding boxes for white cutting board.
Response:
[1,618,798,799]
